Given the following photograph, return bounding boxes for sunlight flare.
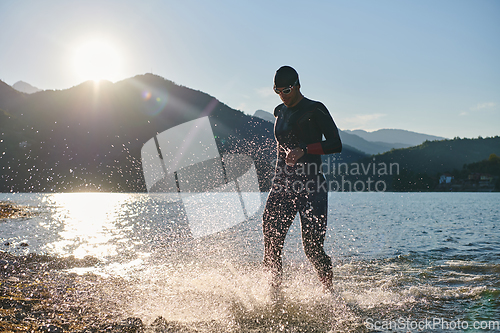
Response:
[73,39,123,82]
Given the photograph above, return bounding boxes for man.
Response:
[262,65,342,292]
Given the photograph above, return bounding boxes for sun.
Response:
[73,39,122,82]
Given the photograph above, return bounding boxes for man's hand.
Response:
[285,147,305,166]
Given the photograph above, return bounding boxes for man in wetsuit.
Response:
[263,66,342,292]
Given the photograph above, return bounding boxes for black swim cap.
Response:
[274,66,300,88]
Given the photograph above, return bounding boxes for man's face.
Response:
[276,84,301,107]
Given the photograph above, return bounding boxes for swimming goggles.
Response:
[274,79,299,95]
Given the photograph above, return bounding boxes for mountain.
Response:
[12,81,43,94]
[0,74,271,192]
[253,109,275,123]
[0,74,360,192]
[344,129,446,146]
[338,131,410,155]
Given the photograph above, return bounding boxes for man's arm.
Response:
[301,104,342,155]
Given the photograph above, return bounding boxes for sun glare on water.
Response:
[46,193,131,259]
[73,39,123,83]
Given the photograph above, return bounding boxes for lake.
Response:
[1,192,499,332]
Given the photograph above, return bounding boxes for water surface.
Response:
[1,192,499,332]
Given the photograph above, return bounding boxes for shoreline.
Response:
[0,251,210,333]
[0,251,139,332]
[0,251,368,333]
[0,202,32,220]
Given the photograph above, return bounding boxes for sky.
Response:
[1,0,499,139]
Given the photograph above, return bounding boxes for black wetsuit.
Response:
[263,97,342,285]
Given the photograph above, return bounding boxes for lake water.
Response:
[1,192,499,332]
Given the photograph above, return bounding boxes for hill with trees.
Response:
[345,137,500,191]
[375,137,499,175]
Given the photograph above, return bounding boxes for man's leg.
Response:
[262,185,296,288]
[298,178,333,291]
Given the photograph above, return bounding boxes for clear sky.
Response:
[1,0,499,139]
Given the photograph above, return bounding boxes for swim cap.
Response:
[274,66,300,88]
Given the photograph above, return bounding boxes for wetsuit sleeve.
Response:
[304,104,342,155]
[273,104,283,117]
